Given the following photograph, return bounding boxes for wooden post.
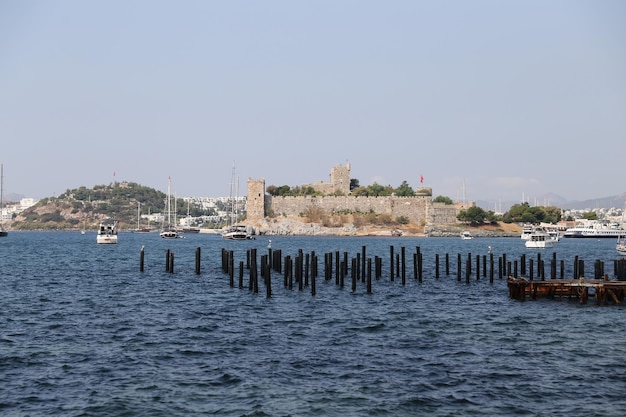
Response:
[475,254,480,281]
[362,246,366,284]
[401,247,406,286]
[140,246,145,272]
[390,246,395,281]
[238,261,244,289]
[195,247,201,275]
[266,258,271,298]
[367,258,372,294]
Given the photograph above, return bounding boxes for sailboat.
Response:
[0,164,7,237]
[222,161,251,240]
[160,176,181,239]
[181,200,200,233]
[133,201,152,233]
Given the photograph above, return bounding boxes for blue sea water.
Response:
[1,232,626,416]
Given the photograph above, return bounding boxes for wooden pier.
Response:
[507,276,626,304]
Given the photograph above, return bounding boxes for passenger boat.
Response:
[96,220,118,244]
[563,220,623,238]
[460,230,473,240]
[525,230,555,248]
[520,224,534,240]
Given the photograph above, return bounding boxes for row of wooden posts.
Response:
[139,245,626,297]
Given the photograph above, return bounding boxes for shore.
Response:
[247,217,522,238]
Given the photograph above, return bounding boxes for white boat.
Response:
[460,230,473,240]
[160,176,181,239]
[547,229,560,243]
[133,202,152,233]
[222,224,252,240]
[222,161,252,240]
[563,220,624,239]
[617,236,626,255]
[0,164,7,237]
[96,220,118,244]
[520,224,534,240]
[525,230,555,248]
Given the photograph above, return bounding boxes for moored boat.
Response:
[520,224,534,240]
[563,220,624,239]
[222,224,252,240]
[221,161,252,240]
[617,238,626,255]
[160,176,181,239]
[97,220,118,244]
[460,230,473,240]
[525,230,555,248]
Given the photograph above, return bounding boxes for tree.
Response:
[352,187,370,197]
[368,183,390,197]
[457,206,487,225]
[395,180,415,196]
[582,211,598,220]
[350,178,360,191]
[266,185,278,196]
[433,195,453,205]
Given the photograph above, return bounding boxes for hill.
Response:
[10,182,171,231]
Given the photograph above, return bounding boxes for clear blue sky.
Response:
[1,0,625,205]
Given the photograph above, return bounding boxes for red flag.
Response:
[420,174,424,183]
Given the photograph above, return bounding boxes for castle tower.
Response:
[329,163,351,195]
[246,178,266,221]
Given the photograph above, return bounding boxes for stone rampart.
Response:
[267,195,432,224]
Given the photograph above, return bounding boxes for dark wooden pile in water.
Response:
[145,245,626,305]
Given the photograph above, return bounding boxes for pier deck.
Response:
[508,277,626,304]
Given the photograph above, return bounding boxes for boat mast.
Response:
[230,161,236,226]
[167,176,171,227]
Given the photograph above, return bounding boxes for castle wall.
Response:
[267,195,432,224]
[244,163,467,226]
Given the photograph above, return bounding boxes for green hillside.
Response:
[11,181,208,231]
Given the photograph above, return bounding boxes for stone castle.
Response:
[246,163,473,226]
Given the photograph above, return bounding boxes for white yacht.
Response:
[97,220,118,244]
[525,230,555,249]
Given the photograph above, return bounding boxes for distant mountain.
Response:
[4,192,24,203]
[477,192,626,212]
[561,192,626,210]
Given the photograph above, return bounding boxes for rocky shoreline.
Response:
[248,218,521,238]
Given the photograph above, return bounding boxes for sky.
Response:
[1,0,625,206]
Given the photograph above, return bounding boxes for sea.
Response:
[2,232,626,417]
